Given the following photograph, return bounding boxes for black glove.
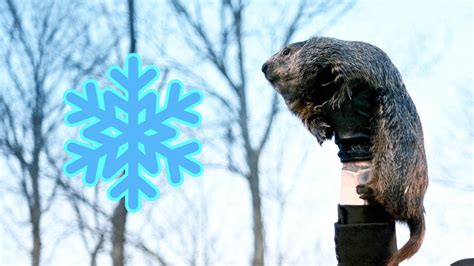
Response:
[335,204,397,266]
[323,84,375,162]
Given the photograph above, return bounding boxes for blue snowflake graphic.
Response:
[63,54,204,212]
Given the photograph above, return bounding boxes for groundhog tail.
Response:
[387,215,425,266]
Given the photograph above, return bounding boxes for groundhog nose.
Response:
[261,63,269,74]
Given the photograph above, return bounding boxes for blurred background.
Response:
[0,0,472,265]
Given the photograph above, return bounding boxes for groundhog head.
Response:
[262,37,344,106]
[261,41,306,99]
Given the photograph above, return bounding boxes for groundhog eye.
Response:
[282,48,290,56]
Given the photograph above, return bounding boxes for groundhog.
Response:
[262,37,428,265]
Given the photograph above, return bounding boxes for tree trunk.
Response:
[30,165,42,266]
[31,218,41,266]
[127,0,136,53]
[110,1,136,264]
[30,78,44,266]
[248,152,264,266]
[111,198,127,266]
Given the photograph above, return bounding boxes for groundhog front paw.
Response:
[356,184,376,203]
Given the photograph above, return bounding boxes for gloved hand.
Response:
[322,84,375,162]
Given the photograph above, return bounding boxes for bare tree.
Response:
[164,0,355,264]
[0,0,112,265]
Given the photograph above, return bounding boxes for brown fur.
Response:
[262,37,428,265]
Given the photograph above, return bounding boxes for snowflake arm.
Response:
[64,81,125,186]
[146,80,204,186]
[158,140,203,186]
[156,80,203,126]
